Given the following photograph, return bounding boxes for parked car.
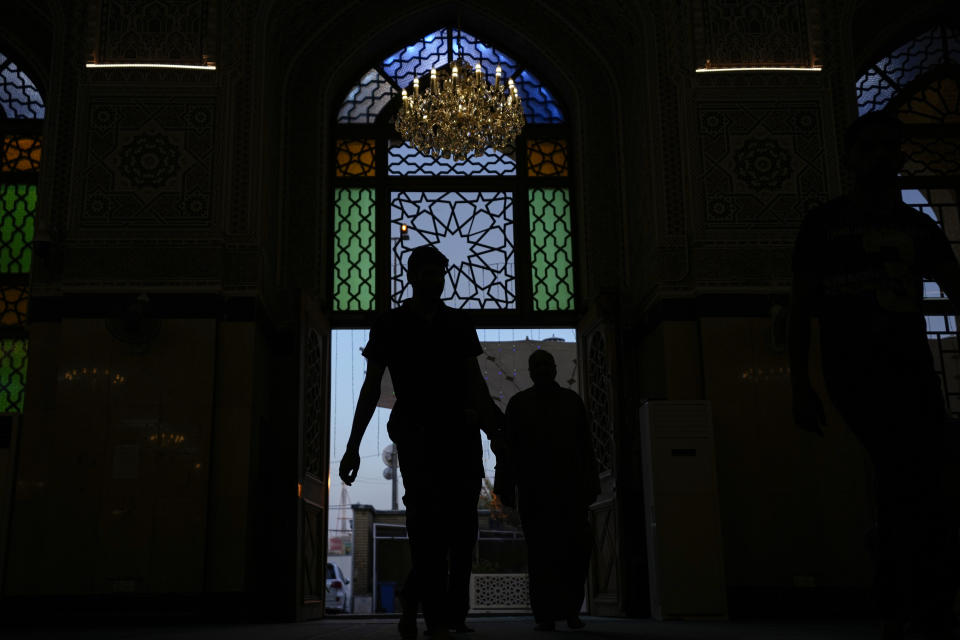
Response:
[325,562,351,613]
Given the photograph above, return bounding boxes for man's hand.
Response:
[339,447,361,485]
[792,384,826,436]
[489,432,507,457]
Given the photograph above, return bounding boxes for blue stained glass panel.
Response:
[856,66,898,115]
[451,30,520,84]
[875,26,945,89]
[338,68,396,123]
[387,141,516,176]
[0,54,44,119]
[382,29,449,91]
[514,69,563,123]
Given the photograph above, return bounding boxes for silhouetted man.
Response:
[339,245,503,640]
[496,349,599,632]
[789,111,960,640]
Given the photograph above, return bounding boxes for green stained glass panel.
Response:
[334,188,376,311]
[0,184,35,273]
[529,188,573,311]
[0,338,27,412]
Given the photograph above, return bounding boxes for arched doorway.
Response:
[321,24,577,617]
[268,3,632,621]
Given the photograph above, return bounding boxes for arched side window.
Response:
[0,51,42,413]
[331,28,573,322]
[856,24,960,416]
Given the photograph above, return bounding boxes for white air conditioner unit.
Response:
[639,401,727,620]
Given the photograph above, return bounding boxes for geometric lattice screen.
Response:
[0,338,27,412]
[529,188,572,311]
[0,50,41,414]
[332,27,573,317]
[333,188,376,311]
[0,184,36,273]
[390,191,515,309]
[586,329,614,473]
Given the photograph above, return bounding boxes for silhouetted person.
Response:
[496,349,600,632]
[789,111,960,640]
[339,245,504,640]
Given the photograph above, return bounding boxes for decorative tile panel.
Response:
[80,98,216,227]
[697,101,828,228]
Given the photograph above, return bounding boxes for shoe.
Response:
[424,629,452,639]
[534,621,555,631]
[566,616,586,629]
[398,615,417,640]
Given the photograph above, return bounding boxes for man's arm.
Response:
[465,357,505,440]
[339,359,386,485]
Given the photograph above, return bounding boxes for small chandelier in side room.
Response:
[395,58,525,161]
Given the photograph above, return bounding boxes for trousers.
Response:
[829,375,958,626]
[400,471,481,631]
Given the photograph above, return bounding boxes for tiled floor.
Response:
[4,615,886,640]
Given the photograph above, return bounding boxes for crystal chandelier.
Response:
[395,60,525,161]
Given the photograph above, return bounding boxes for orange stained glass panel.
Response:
[0,286,28,326]
[336,139,376,177]
[527,139,568,177]
[1,136,42,172]
[899,77,960,124]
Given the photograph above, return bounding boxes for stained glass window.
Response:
[387,140,515,176]
[0,185,35,274]
[2,136,42,173]
[0,53,44,120]
[337,69,396,124]
[0,338,27,412]
[529,189,573,311]
[856,25,960,116]
[391,191,514,309]
[333,188,376,311]
[0,285,28,326]
[527,139,568,177]
[898,77,960,124]
[514,70,563,123]
[336,139,376,177]
[333,28,573,320]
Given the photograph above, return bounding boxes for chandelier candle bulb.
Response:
[395,56,524,160]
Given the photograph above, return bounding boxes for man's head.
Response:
[528,349,557,386]
[407,245,449,300]
[843,111,905,186]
